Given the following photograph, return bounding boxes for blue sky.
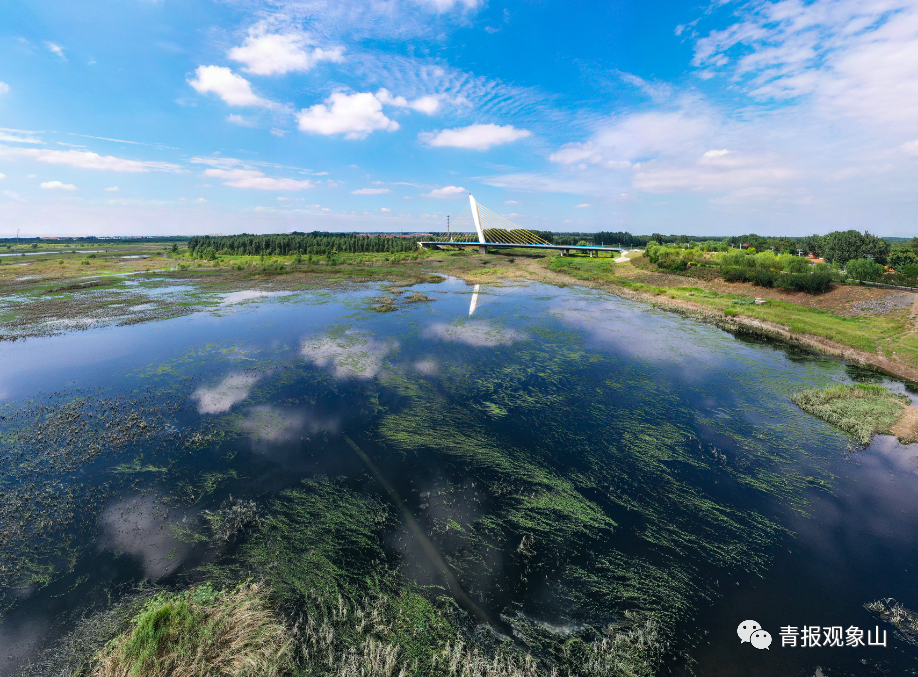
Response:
[2,0,918,237]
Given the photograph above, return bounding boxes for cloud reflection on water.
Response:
[423,320,527,347]
[191,372,260,413]
[239,404,340,444]
[97,495,193,580]
[301,329,398,378]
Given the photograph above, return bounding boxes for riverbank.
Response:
[512,253,918,385]
[5,244,918,388]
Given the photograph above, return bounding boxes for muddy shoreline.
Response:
[501,257,918,385]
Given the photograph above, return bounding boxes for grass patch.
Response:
[91,582,293,677]
[790,383,908,444]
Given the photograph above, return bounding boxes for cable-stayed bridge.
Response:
[418,194,630,256]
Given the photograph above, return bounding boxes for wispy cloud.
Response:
[351,187,391,194]
[0,146,184,172]
[44,41,66,61]
[203,168,314,191]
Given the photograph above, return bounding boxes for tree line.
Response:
[186,233,421,258]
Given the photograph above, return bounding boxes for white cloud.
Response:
[903,140,918,157]
[0,127,44,144]
[44,42,66,61]
[691,0,918,130]
[549,142,604,166]
[0,146,183,173]
[2,190,24,202]
[104,186,119,191]
[708,187,784,205]
[574,203,591,208]
[420,123,531,150]
[617,71,673,102]
[270,128,287,137]
[504,200,519,204]
[227,114,257,127]
[633,150,797,193]
[418,0,483,11]
[376,88,440,114]
[381,207,391,212]
[194,197,207,203]
[191,373,260,414]
[0,173,5,179]
[297,92,399,139]
[203,168,314,191]
[351,187,391,194]
[0,82,9,95]
[188,65,275,108]
[40,180,76,190]
[424,185,466,198]
[228,28,344,76]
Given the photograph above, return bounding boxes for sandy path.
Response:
[890,405,918,443]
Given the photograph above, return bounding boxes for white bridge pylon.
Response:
[470,194,486,244]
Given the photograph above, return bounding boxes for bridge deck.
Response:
[419,241,627,253]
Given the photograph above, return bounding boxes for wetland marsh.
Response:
[2,271,918,676]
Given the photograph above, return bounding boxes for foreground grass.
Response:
[91,582,293,677]
[789,384,909,445]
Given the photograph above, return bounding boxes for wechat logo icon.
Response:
[738,620,772,649]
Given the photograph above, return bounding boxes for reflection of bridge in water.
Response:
[418,194,629,256]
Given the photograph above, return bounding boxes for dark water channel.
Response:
[1,277,917,676]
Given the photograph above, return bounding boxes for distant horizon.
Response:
[5,231,915,243]
[3,0,918,237]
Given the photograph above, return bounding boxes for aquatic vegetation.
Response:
[202,497,260,543]
[5,276,909,675]
[374,337,821,657]
[370,295,398,312]
[790,383,909,444]
[405,291,434,304]
[89,582,293,677]
[865,598,918,647]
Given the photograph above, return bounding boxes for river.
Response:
[1,277,916,676]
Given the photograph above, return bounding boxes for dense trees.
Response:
[819,230,890,265]
[186,233,420,258]
[846,258,885,282]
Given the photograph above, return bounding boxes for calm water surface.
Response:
[1,278,917,676]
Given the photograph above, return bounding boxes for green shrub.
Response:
[846,258,884,282]
[752,268,777,287]
[718,250,754,267]
[657,258,688,271]
[783,257,811,274]
[775,271,833,293]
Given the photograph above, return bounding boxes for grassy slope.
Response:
[545,255,918,371]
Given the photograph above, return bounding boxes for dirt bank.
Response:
[504,256,918,384]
